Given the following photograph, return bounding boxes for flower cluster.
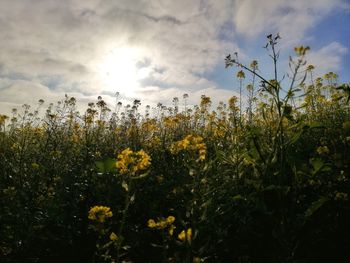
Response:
[116,148,151,175]
[148,216,176,236]
[170,135,206,161]
[109,232,118,241]
[178,228,192,243]
[0,114,8,126]
[294,45,310,56]
[317,146,329,155]
[335,192,348,201]
[88,206,113,223]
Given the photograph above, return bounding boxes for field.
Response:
[1,37,350,262]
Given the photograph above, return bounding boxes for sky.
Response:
[0,0,349,115]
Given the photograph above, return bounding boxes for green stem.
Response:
[116,180,132,263]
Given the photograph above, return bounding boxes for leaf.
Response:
[95,158,116,173]
[308,122,325,129]
[288,122,325,145]
[289,129,303,144]
[95,161,105,173]
[305,197,328,217]
[263,185,290,198]
[310,158,324,174]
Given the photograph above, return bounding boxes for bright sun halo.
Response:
[98,47,146,96]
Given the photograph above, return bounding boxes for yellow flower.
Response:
[307,64,315,71]
[158,220,168,229]
[228,96,239,112]
[178,230,186,241]
[136,150,152,171]
[148,219,157,228]
[178,228,192,243]
[31,163,39,170]
[236,70,245,79]
[187,228,192,242]
[0,114,9,126]
[294,46,310,56]
[170,135,207,162]
[250,60,258,70]
[166,216,175,224]
[147,216,175,232]
[116,148,151,175]
[316,146,329,155]
[335,192,348,201]
[200,95,211,109]
[110,232,118,241]
[88,206,113,223]
[168,225,176,236]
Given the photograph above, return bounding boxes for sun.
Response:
[97,46,146,96]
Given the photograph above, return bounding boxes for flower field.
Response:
[1,36,350,262]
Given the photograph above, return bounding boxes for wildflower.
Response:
[236,70,245,79]
[0,114,9,126]
[198,146,206,161]
[109,232,118,241]
[164,116,180,128]
[250,60,258,70]
[228,96,239,112]
[178,228,192,243]
[166,216,175,224]
[335,192,348,201]
[178,230,186,241]
[88,206,113,223]
[11,143,21,151]
[147,219,157,228]
[200,95,211,109]
[116,148,151,175]
[317,146,329,155]
[147,216,175,233]
[168,225,176,236]
[31,163,39,170]
[294,46,310,56]
[137,150,152,171]
[71,134,79,143]
[170,135,207,162]
[307,64,315,71]
[187,228,192,241]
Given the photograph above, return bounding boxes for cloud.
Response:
[233,0,346,46]
[307,42,348,75]
[0,0,237,113]
[0,0,349,116]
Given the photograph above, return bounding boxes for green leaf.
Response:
[305,197,329,217]
[310,158,324,175]
[289,130,303,144]
[95,158,116,173]
[308,122,325,129]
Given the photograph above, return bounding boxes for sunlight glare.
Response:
[98,46,146,96]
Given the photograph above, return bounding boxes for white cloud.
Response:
[0,0,238,114]
[233,0,345,46]
[0,0,348,115]
[307,42,348,75]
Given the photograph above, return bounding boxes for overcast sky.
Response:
[0,0,349,115]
